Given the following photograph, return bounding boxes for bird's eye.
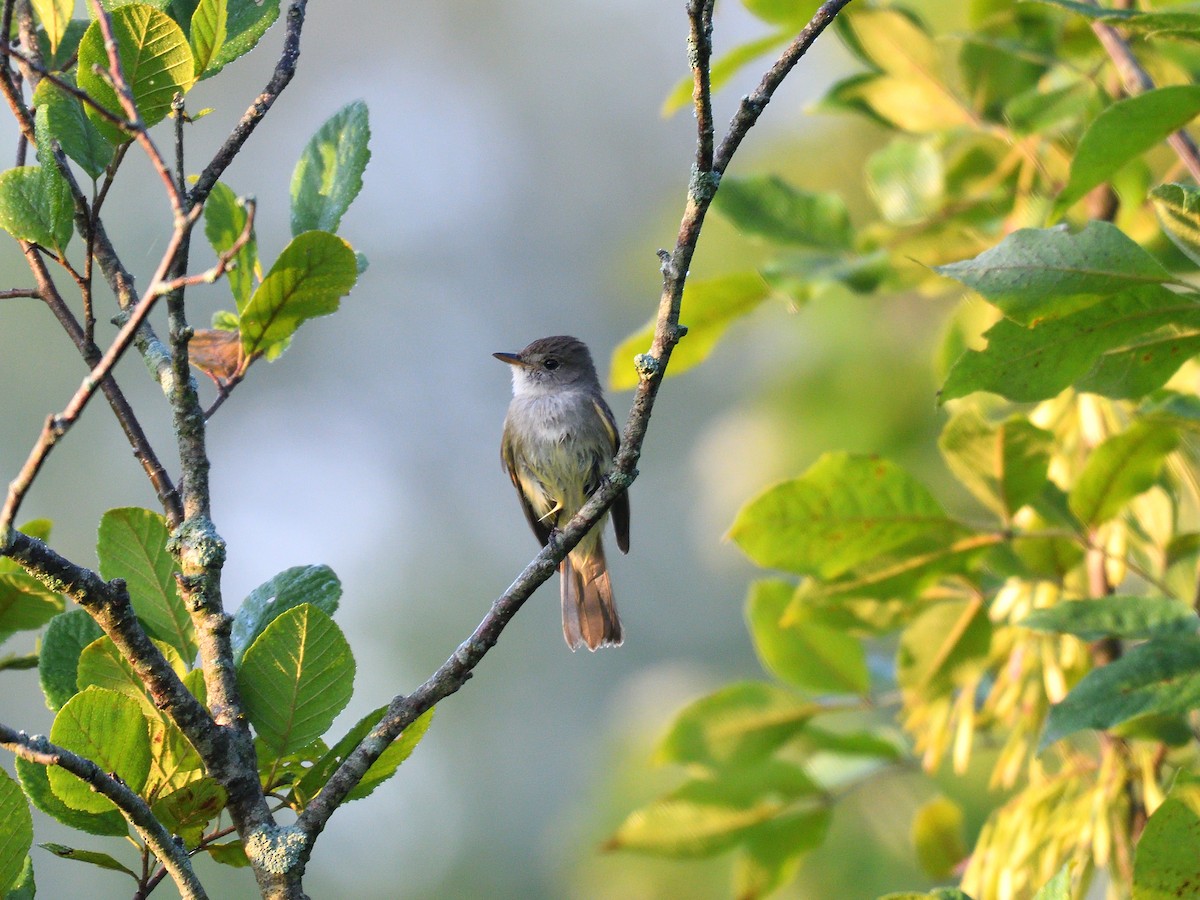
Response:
[543,358,560,371]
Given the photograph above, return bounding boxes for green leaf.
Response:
[865,137,944,224]
[237,603,355,756]
[912,795,966,879]
[201,0,278,80]
[1133,772,1200,899]
[1021,596,1198,641]
[0,166,74,253]
[1068,422,1179,527]
[292,706,434,807]
[76,5,194,144]
[1076,332,1200,400]
[39,610,104,711]
[4,854,33,900]
[656,680,821,769]
[239,230,358,361]
[47,687,152,814]
[76,636,186,712]
[1042,634,1200,747]
[14,757,126,836]
[97,507,196,662]
[1053,85,1200,219]
[733,808,831,899]
[33,79,114,180]
[30,0,73,54]
[290,100,371,236]
[740,0,822,25]
[229,564,341,666]
[728,452,964,579]
[1004,78,1100,137]
[713,175,852,250]
[941,285,1200,403]
[934,222,1178,325]
[203,181,258,310]
[0,574,64,633]
[204,839,249,867]
[938,411,1052,518]
[1151,182,1200,267]
[37,843,136,879]
[36,18,89,70]
[151,779,225,846]
[0,769,32,896]
[188,0,226,76]
[662,31,791,116]
[747,580,869,694]
[896,599,991,696]
[609,272,772,390]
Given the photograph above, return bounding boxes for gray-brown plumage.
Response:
[495,336,630,650]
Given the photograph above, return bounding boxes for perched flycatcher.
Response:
[494,335,630,651]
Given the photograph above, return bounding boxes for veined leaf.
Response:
[0,166,73,253]
[1020,596,1198,641]
[713,175,852,250]
[1068,422,1179,528]
[0,573,64,634]
[1152,183,1200,267]
[201,0,279,80]
[39,610,104,711]
[290,100,372,236]
[33,79,113,181]
[77,5,195,144]
[939,410,1052,519]
[0,769,32,896]
[76,636,186,713]
[189,0,226,77]
[229,564,341,667]
[203,181,258,310]
[30,0,72,54]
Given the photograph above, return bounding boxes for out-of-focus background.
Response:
[0,1,970,896]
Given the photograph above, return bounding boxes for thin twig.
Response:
[0,287,38,299]
[293,0,856,855]
[0,724,208,900]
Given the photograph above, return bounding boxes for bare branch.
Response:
[0,724,209,900]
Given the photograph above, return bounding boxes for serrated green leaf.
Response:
[1021,596,1198,641]
[203,181,258,310]
[31,0,73,54]
[33,79,114,180]
[37,843,136,879]
[237,603,354,756]
[0,573,64,633]
[1068,421,1179,527]
[290,100,371,236]
[15,757,126,837]
[1043,635,1200,747]
[938,411,1052,518]
[47,687,152,813]
[713,175,852,249]
[239,230,358,361]
[912,795,966,879]
[1152,183,1200,268]
[656,680,821,769]
[1133,773,1200,899]
[201,0,278,79]
[189,0,226,76]
[734,808,831,899]
[0,769,32,896]
[934,222,1178,325]
[729,452,964,579]
[76,636,186,712]
[941,285,1200,403]
[76,5,194,144]
[97,507,196,662]
[747,580,869,694]
[1053,86,1200,219]
[663,30,791,116]
[39,610,104,711]
[229,564,341,667]
[865,137,944,225]
[0,166,74,253]
[609,272,771,390]
[896,599,991,696]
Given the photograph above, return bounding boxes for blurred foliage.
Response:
[607,0,1200,897]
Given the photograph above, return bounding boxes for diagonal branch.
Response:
[0,724,209,900]
[293,0,856,854]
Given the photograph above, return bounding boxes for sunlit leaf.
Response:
[189,0,226,76]
[1021,596,1198,641]
[33,79,113,180]
[938,410,1051,519]
[0,769,32,896]
[0,573,64,634]
[203,181,258,310]
[201,0,278,79]
[913,796,966,879]
[896,599,991,696]
[30,0,73,55]
[0,166,73,253]
[865,137,944,224]
[1068,422,1179,527]
[734,808,831,899]
[1151,183,1200,268]
[230,564,341,666]
[47,688,152,814]
[290,100,371,236]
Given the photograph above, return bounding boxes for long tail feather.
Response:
[561,541,622,651]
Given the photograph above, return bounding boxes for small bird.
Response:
[495,335,630,651]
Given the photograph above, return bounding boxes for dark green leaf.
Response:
[0,165,73,252]
[729,452,964,579]
[713,175,852,249]
[1068,421,1179,527]
[1021,596,1198,641]
[39,610,104,711]
[239,230,358,361]
[290,100,371,236]
[47,687,151,813]
[0,769,32,896]
[1076,332,1200,400]
[37,844,135,879]
[237,603,354,756]
[201,0,278,79]
[203,181,258,310]
[76,5,194,144]
[33,79,113,180]
[229,564,341,666]
[97,508,196,661]
[609,273,771,390]
[938,410,1052,518]
[934,222,1178,325]
[14,757,126,836]
[1053,86,1200,218]
[1042,634,1200,747]
[747,580,869,694]
[4,854,33,900]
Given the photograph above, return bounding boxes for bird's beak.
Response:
[493,351,531,367]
